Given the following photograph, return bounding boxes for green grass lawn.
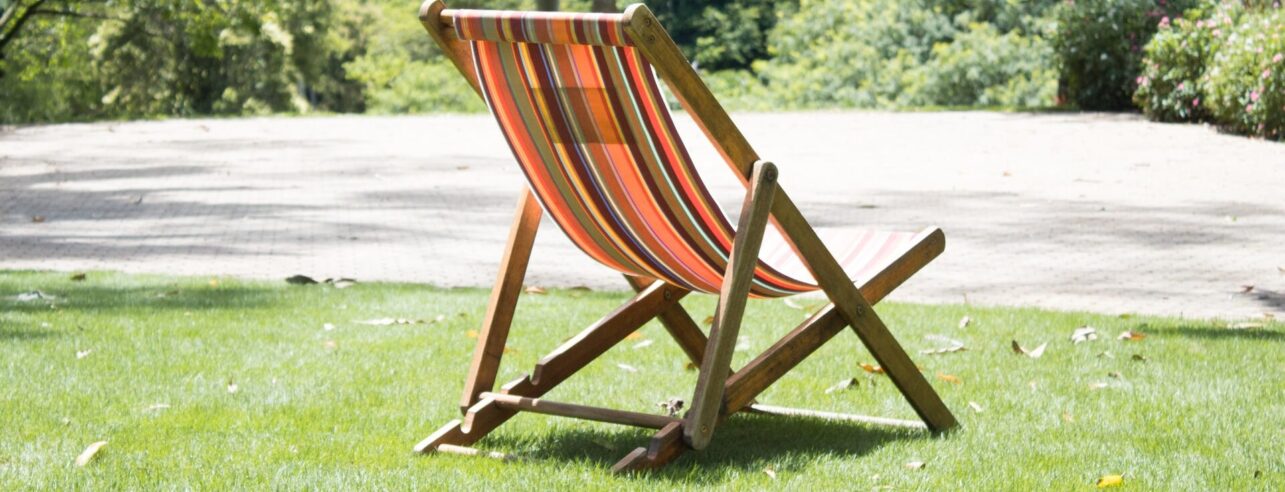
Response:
[1,271,1282,490]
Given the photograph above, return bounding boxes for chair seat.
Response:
[758,227,936,292]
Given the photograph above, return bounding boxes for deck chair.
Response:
[414,1,958,472]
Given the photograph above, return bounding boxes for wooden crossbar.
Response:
[482,392,679,429]
[413,0,958,474]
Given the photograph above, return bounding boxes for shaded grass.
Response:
[1,270,1282,490]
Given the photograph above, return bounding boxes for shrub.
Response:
[751,0,958,109]
[907,22,1058,107]
[1132,6,1224,122]
[1205,7,1285,139]
[1052,0,1199,110]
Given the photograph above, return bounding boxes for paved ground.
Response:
[2,112,1282,319]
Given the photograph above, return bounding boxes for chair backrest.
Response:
[448,8,813,297]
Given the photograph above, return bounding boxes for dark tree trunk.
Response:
[536,0,558,11]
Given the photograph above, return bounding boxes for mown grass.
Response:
[1,271,1282,490]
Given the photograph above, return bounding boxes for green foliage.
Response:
[907,22,1058,108]
[0,0,367,123]
[1051,0,1199,110]
[710,0,1058,110]
[1205,6,1285,139]
[1132,9,1222,122]
[1134,2,1284,140]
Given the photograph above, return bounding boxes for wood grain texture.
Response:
[459,190,542,412]
[684,161,778,450]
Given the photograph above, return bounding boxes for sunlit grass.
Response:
[1,271,1281,490]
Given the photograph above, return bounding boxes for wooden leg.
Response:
[685,162,778,450]
[724,228,946,413]
[459,189,542,412]
[611,422,687,473]
[624,275,707,365]
[770,183,957,432]
[416,281,686,453]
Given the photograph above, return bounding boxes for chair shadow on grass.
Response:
[0,319,61,341]
[1140,322,1285,342]
[486,412,925,484]
[1,284,276,315]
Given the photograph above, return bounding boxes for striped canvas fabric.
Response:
[454,10,924,298]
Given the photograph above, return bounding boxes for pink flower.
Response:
[1213,29,1222,38]
[1159,16,1171,28]
[1274,53,1284,63]
[1136,75,1149,86]
[1192,97,1200,107]
[1251,91,1260,102]
[1178,82,1186,91]
[1246,103,1254,112]
[1265,69,1273,79]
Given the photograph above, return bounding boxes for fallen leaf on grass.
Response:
[15,291,54,302]
[1107,371,1123,379]
[616,363,638,373]
[76,349,92,359]
[1011,340,1048,358]
[324,340,338,350]
[656,398,684,416]
[1062,412,1074,423]
[466,329,478,339]
[684,362,698,371]
[860,363,884,374]
[920,344,966,355]
[958,316,972,328]
[936,372,961,385]
[702,315,715,326]
[1088,382,1109,390]
[75,441,107,467]
[524,286,547,295]
[208,278,219,288]
[325,278,357,289]
[1071,326,1099,344]
[357,318,424,326]
[632,339,653,349]
[286,275,318,285]
[905,461,926,470]
[763,467,778,480]
[967,401,983,413]
[1096,474,1124,488]
[1131,354,1148,362]
[625,332,644,340]
[1117,330,1146,341]
[70,273,86,281]
[825,378,859,394]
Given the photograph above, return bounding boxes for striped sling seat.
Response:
[456,10,932,298]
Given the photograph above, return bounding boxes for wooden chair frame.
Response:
[413,1,958,472]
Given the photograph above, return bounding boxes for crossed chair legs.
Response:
[415,163,956,472]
